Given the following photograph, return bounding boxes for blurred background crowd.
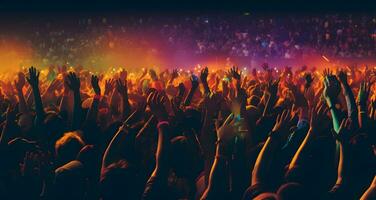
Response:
[0,13,375,69]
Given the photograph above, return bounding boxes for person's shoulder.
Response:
[55,160,84,175]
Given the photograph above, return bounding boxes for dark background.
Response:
[0,0,375,12]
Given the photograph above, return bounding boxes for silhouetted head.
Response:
[100,160,140,200]
[169,136,204,180]
[277,182,309,200]
[54,160,86,200]
[55,131,85,165]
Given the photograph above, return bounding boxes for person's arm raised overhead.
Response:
[338,70,358,129]
[183,74,199,106]
[65,72,82,130]
[26,66,45,124]
[142,91,170,200]
[59,74,72,117]
[201,113,247,200]
[331,118,353,190]
[101,110,140,170]
[14,72,29,114]
[229,66,242,91]
[262,78,279,117]
[288,103,329,171]
[200,67,211,95]
[322,68,341,133]
[252,109,293,187]
[116,77,131,119]
[357,80,373,129]
[103,78,114,101]
[83,75,101,136]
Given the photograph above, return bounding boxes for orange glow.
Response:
[0,39,33,77]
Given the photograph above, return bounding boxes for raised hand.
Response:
[115,78,127,96]
[304,73,314,89]
[215,114,247,146]
[200,67,209,82]
[14,72,26,92]
[171,83,185,115]
[91,75,101,95]
[190,74,199,89]
[337,70,348,84]
[286,82,308,108]
[119,69,128,81]
[323,68,333,77]
[270,109,293,140]
[229,66,241,80]
[65,72,80,92]
[357,80,373,106]
[104,79,115,96]
[309,103,329,134]
[177,83,185,97]
[265,78,280,98]
[323,71,341,104]
[26,66,40,88]
[147,91,168,121]
[200,67,211,94]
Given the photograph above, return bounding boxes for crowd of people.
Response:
[0,62,375,199]
[2,13,375,66]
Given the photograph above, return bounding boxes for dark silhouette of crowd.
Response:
[0,62,375,200]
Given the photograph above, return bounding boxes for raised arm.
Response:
[85,75,101,124]
[252,109,292,186]
[287,104,328,171]
[332,118,353,189]
[59,75,72,116]
[357,80,373,129]
[201,113,247,200]
[116,78,131,119]
[65,72,82,130]
[26,66,45,124]
[200,67,210,95]
[183,74,199,106]
[338,70,358,129]
[142,91,170,200]
[322,69,341,133]
[14,72,29,114]
[101,111,139,170]
[229,66,242,91]
[262,79,279,117]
